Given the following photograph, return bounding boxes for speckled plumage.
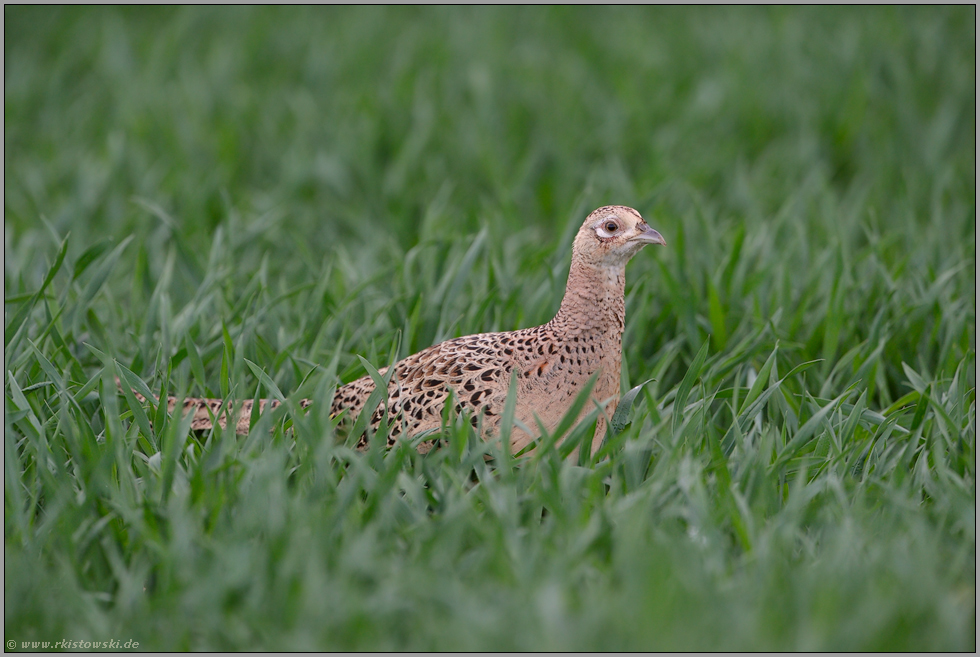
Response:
[128,206,665,455]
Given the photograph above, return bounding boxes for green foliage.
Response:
[5,6,975,650]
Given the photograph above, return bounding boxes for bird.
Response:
[126,206,665,456]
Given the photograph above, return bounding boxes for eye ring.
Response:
[595,218,621,239]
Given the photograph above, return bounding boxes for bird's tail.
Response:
[115,377,308,434]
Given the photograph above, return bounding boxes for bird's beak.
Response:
[631,223,666,246]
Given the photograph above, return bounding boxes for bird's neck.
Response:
[550,259,627,339]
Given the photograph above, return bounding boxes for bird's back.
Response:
[332,316,622,454]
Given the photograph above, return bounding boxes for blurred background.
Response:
[6,7,972,249]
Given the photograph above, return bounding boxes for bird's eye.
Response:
[596,219,620,239]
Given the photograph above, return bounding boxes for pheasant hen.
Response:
[130,206,665,455]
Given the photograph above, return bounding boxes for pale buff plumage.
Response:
[126,206,665,455]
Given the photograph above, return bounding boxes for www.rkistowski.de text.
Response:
[7,639,140,650]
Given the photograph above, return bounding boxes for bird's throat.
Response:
[551,261,627,338]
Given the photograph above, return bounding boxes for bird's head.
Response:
[572,205,666,269]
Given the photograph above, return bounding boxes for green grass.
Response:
[4,6,975,651]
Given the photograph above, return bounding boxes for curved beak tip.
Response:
[636,225,666,246]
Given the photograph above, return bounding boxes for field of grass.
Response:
[4,6,975,651]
